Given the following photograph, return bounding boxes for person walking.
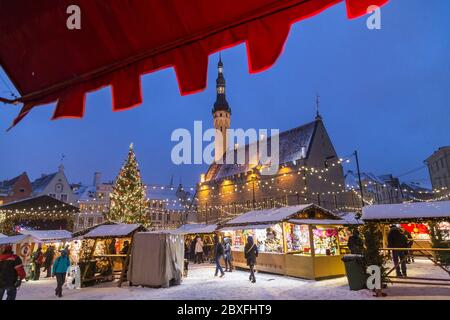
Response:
[52,249,71,298]
[388,225,409,277]
[43,245,55,278]
[223,237,233,272]
[403,229,414,263]
[213,235,225,277]
[194,237,204,264]
[189,237,196,262]
[0,245,26,300]
[244,236,258,283]
[347,230,364,254]
[31,246,44,281]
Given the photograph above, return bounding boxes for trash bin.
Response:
[342,254,367,291]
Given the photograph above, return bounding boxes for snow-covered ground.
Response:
[14,258,449,300]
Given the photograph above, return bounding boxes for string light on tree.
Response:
[107,143,149,226]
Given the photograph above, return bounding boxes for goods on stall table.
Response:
[285,224,311,254]
[313,227,338,256]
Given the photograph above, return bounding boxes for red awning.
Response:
[0,0,388,128]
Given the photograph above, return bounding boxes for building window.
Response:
[19,188,25,193]
[96,217,103,225]
[158,213,162,220]
[78,217,85,228]
[49,193,56,198]
[87,217,94,227]
[60,194,68,202]
[55,183,64,193]
[152,213,156,221]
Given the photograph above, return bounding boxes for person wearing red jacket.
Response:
[0,245,26,300]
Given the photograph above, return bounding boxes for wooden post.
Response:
[308,225,315,258]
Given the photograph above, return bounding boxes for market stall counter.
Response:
[220,204,360,280]
[70,223,147,287]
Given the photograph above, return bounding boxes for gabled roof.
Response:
[0,172,27,194]
[0,234,36,245]
[82,223,145,238]
[19,229,72,241]
[206,120,318,181]
[173,223,218,235]
[362,201,450,222]
[0,195,79,213]
[31,173,57,194]
[225,204,338,226]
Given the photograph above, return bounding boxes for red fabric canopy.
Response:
[0,0,388,128]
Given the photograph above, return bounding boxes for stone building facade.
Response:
[425,146,450,191]
[196,59,353,223]
[0,172,32,205]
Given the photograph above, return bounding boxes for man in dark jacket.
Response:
[43,245,55,278]
[0,245,26,300]
[244,235,258,283]
[31,246,44,280]
[347,230,364,254]
[213,235,225,278]
[388,225,408,277]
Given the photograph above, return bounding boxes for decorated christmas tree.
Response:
[107,143,148,226]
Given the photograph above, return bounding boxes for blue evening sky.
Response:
[0,0,449,188]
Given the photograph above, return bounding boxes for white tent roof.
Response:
[289,219,346,226]
[0,234,36,245]
[362,201,450,221]
[20,229,72,241]
[337,212,364,225]
[224,204,334,225]
[174,223,218,235]
[83,223,141,238]
[0,233,6,238]
[220,224,274,232]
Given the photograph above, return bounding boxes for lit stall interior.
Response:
[220,204,359,280]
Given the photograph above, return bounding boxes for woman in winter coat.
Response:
[244,235,258,283]
[213,235,225,277]
[52,250,71,298]
[194,237,204,264]
[223,237,233,272]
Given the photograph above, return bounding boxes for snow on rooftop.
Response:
[83,223,141,238]
[174,223,218,234]
[225,204,326,225]
[336,212,364,225]
[289,218,346,225]
[20,230,72,241]
[0,233,6,238]
[0,234,36,245]
[362,201,450,221]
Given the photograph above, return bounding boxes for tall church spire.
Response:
[315,94,322,121]
[213,53,231,114]
[212,54,231,162]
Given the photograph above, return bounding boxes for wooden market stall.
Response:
[0,195,79,232]
[72,223,146,287]
[219,204,361,280]
[173,223,218,261]
[0,234,40,279]
[362,201,450,261]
